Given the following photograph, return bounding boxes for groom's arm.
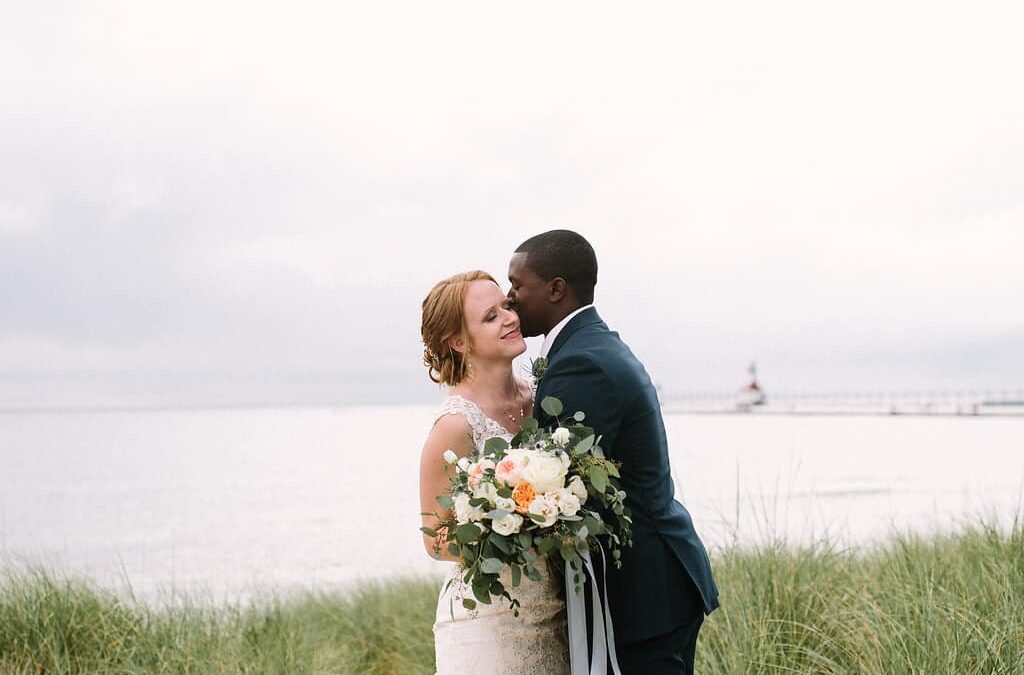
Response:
[536,353,623,453]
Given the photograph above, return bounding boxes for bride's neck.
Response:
[459,360,519,400]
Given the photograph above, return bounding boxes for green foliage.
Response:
[540,396,563,417]
[2,522,1024,674]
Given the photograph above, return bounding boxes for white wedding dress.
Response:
[433,395,571,675]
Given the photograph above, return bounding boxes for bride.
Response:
[419,270,571,675]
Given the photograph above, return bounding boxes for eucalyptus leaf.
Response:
[472,577,493,604]
[510,564,522,588]
[541,396,563,417]
[588,465,609,493]
[436,495,454,509]
[485,509,511,520]
[537,537,558,556]
[573,411,586,422]
[525,564,543,582]
[480,558,504,574]
[573,435,595,455]
[420,527,438,538]
[490,534,512,554]
[455,523,483,543]
[520,417,539,433]
[484,436,509,454]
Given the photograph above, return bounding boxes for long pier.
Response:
[661,389,1024,417]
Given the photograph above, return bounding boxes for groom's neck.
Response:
[544,302,586,335]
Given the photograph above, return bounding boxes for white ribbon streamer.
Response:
[566,545,623,675]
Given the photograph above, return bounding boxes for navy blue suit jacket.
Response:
[534,307,719,644]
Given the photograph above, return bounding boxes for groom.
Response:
[508,230,719,675]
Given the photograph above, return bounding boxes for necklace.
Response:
[503,381,527,425]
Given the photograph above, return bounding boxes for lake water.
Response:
[1,405,1021,604]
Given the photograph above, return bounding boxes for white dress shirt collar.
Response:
[539,304,594,359]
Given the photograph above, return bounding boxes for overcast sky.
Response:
[1,1,1022,408]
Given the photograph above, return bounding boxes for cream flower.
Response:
[520,452,567,494]
[443,449,458,465]
[567,475,588,503]
[454,493,485,524]
[551,427,571,446]
[495,496,516,512]
[527,495,560,528]
[491,512,524,536]
[473,480,499,504]
[552,488,582,517]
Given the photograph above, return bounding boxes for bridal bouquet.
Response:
[422,396,632,613]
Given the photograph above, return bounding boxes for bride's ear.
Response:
[448,337,465,354]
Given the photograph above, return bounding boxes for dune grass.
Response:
[2,521,1022,674]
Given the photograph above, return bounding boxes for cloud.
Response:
[1,0,1022,406]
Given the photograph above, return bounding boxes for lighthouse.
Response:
[736,361,767,410]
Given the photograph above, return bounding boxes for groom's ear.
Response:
[548,277,568,303]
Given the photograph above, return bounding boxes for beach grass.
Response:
[2,521,1022,674]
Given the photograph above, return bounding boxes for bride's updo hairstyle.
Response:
[421,270,497,386]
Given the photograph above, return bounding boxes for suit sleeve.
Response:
[536,353,623,453]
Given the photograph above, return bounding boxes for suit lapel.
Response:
[533,306,605,420]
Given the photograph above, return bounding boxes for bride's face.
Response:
[457,279,527,363]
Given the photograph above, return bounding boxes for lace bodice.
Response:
[435,395,514,451]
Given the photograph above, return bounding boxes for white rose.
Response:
[456,457,472,473]
[552,488,581,517]
[527,495,560,528]
[568,475,588,503]
[495,496,516,512]
[491,512,524,536]
[454,493,485,524]
[551,427,571,446]
[442,449,458,465]
[558,451,571,470]
[520,453,568,494]
[472,480,498,504]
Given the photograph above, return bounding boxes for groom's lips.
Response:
[500,328,522,340]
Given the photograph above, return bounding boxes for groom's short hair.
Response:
[515,230,597,304]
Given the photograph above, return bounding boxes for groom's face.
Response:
[507,252,549,338]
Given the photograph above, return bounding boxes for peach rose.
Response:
[467,459,495,488]
[495,450,527,486]
[512,481,537,514]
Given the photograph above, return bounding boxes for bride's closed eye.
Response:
[484,301,516,322]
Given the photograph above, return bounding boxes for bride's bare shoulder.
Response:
[425,397,474,452]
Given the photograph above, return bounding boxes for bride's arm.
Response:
[419,414,474,561]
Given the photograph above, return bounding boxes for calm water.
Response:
[1,405,1021,604]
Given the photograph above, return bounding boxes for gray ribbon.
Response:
[566,545,622,675]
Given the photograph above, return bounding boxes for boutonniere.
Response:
[531,356,548,383]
